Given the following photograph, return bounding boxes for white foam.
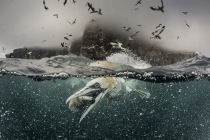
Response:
[106,52,151,69]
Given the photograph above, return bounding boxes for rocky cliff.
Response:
[71,23,195,66]
[6,47,69,59]
[6,23,195,66]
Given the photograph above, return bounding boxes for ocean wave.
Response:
[0,54,210,82]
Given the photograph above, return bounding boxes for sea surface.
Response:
[0,53,210,140]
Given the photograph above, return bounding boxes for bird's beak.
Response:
[66,87,103,104]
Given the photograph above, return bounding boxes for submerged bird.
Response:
[66,77,150,123]
[150,0,164,13]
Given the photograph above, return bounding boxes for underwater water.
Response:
[0,75,210,140]
[0,54,210,140]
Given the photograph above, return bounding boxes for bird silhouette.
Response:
[44,5,49,10]
[123,26,132,31]
[150,0,164,13]
[177,36,179,40]
[135,0,142,5]
[86,2,98,14]
[64,37,70,41]
[61,42,65,47]
[53,14,58,18]
[66,33,72,37]
[156,24,162,29]
[64,0,68,6]
[137,24,141,27]
[182,12,188,15]
[43,0,48,10]
[72,0,76,3]
[98,8,102,15]
[90,19,96,23]
[185,20,190,28]
[72,18,76,24]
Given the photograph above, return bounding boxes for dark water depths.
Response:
[1,74,210,140]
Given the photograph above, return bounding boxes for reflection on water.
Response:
[0,74,210,139]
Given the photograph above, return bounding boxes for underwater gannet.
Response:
[66,77,150,123]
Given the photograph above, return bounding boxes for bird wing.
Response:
[150,7,158,10]
[79,90,108,123]
[161,0,164,8]
[126,86,150,99]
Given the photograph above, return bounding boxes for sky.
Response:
[0,0,210,58]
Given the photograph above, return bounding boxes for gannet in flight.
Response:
[66,77,150,123]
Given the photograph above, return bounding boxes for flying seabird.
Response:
[72,18,76,24]
[43,0,48,10]
[86,2,93,11]
[137,24,141,27]
[66,77,150,122]
[177,36,179,40]
[44,5,49,10]
[184,20,190,28]
[86,2,98,14]
[72,0,76,3]
[90,19,96,23]
[66,33,72,36]
[150,0,164,13]
[61,42,65,47]
[156,24,162,29]
[182,12,188,15]
[64,37,70,41]
[135,0,142,5]
[64,0,68,6]
[150,34,161,40]
[123,26,132,31]
[98,8,102,15]
[53,14,58,18]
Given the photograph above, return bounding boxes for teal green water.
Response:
[0,74,210,140]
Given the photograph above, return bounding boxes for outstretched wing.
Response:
[126,86,150,98]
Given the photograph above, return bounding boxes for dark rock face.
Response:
[6,47,69,59]
[72,23,195,66]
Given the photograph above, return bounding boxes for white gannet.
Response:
[66,77,150,123]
